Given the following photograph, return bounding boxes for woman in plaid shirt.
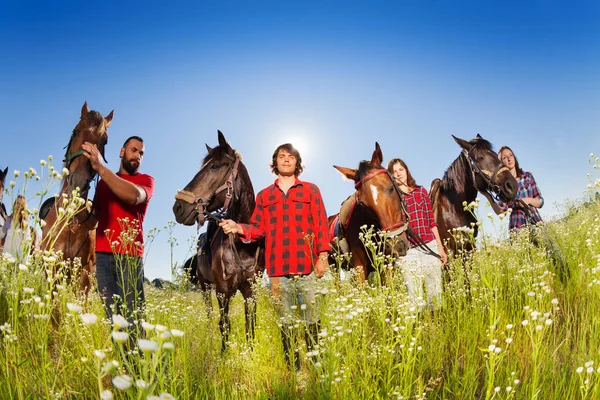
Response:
[496,146,544,231]
[388,158,447,310]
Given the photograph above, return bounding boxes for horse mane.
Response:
[440,137,493,192]
[63,111,106,163]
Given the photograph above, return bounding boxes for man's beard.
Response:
[122,158,140,174]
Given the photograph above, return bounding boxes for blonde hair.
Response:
[12,195,28,229]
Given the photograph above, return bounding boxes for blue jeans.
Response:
[96,252,145,322]
[268,274,320,325]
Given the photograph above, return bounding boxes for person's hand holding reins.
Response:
[82,142,105,173]
[219,219,243,235]
[314,252,329,278]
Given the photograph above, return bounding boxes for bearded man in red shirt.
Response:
[220,143,330,370]
[82,136,154,327]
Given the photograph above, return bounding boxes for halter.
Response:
[462,149,510,201]
[175,155,241,227]
[353,167,410,235]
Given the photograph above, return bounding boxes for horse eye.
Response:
[210,164,219,170]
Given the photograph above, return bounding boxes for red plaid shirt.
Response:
[239,178,330,277]
[403,186,436,247]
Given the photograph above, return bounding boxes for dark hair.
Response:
[270,143,304,176]
[123,136,144,148]
[387,158,417,188]
[498,146,523,178]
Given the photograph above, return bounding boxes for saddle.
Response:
[329,194,356,254]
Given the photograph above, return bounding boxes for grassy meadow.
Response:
[1,158,600,399]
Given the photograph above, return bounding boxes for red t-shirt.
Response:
[94,173,154,257]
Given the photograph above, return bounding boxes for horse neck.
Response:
[229,162,255,223]
[440,154,479,204]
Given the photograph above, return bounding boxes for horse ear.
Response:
[105,110,114,128]
[0,167,7,183]
[206,144,213,153]
[81,101,89,119]
[452,135,472,151]
[334,165,357,181]
[476,133,483,139]
[371,142,383,165]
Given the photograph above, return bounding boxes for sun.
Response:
[276,128,311,157]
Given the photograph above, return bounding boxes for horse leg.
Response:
[217,293,231,352]
[241,284,257,344]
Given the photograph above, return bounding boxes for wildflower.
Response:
[81,313,98,325]
[545,319,553,326]
[40,159,47,166]
[506,338,513,344]
[171,329,184,338]
[112,314,129,329]
[138,339,159,353]
[521,320,529,326]
[506,324,513,330]
[588,367,594,374]
[551,298,559,305]
[506,387,512,392]
[112,331,129,343]
[112,375,132,390]
[136,379,149,389]
[94,350,106,360]
[99,390,113,400]
[494,387,501,393]
[23,288,34,294]
[9,181,15,188]
[62,168,69,176]
[159,394,176,400]
[155,324,167,332]
[141,321,155,331]
[66,303,83,314]
[18,264,28,271]
[577,367,584,374]
[162,342,175,352]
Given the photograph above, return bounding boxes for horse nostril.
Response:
[505,181,515,194]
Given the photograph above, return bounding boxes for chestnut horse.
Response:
[332,142,410,282]
[429,134,518,255]
[40,102,113,295]
[172,131,264,350]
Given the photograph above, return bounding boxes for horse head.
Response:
[0,166,7,193]
[453,134,517,203]
[173,130,254,227]
[334,142,410,257]
[63,101,113,197]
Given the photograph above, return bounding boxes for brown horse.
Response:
[429,134,518,255]
[332,142,410,282]
[40,102,113,296]
[172,130,264,350]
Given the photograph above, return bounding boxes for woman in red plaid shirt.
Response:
[220,143,330,370]
[388,158,447,310]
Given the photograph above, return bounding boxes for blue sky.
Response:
[2,1,599,279]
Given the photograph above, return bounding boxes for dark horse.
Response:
[331,142,410,282]
[429,134,518,255]
[40,102,113,296]
[0,167,8,227]
[172,131,264,350]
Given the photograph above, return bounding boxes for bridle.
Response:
[63,128,108,195]
[175,154,241,227]
[354,168,410,237]
[462,149,510,202]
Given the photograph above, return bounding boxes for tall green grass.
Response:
[1,158,600,399]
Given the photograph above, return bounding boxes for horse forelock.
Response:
[355,160,380,182]
[470,137,493,151]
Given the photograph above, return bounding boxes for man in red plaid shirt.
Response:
[388,158,447,311]
[220,143,330,370]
